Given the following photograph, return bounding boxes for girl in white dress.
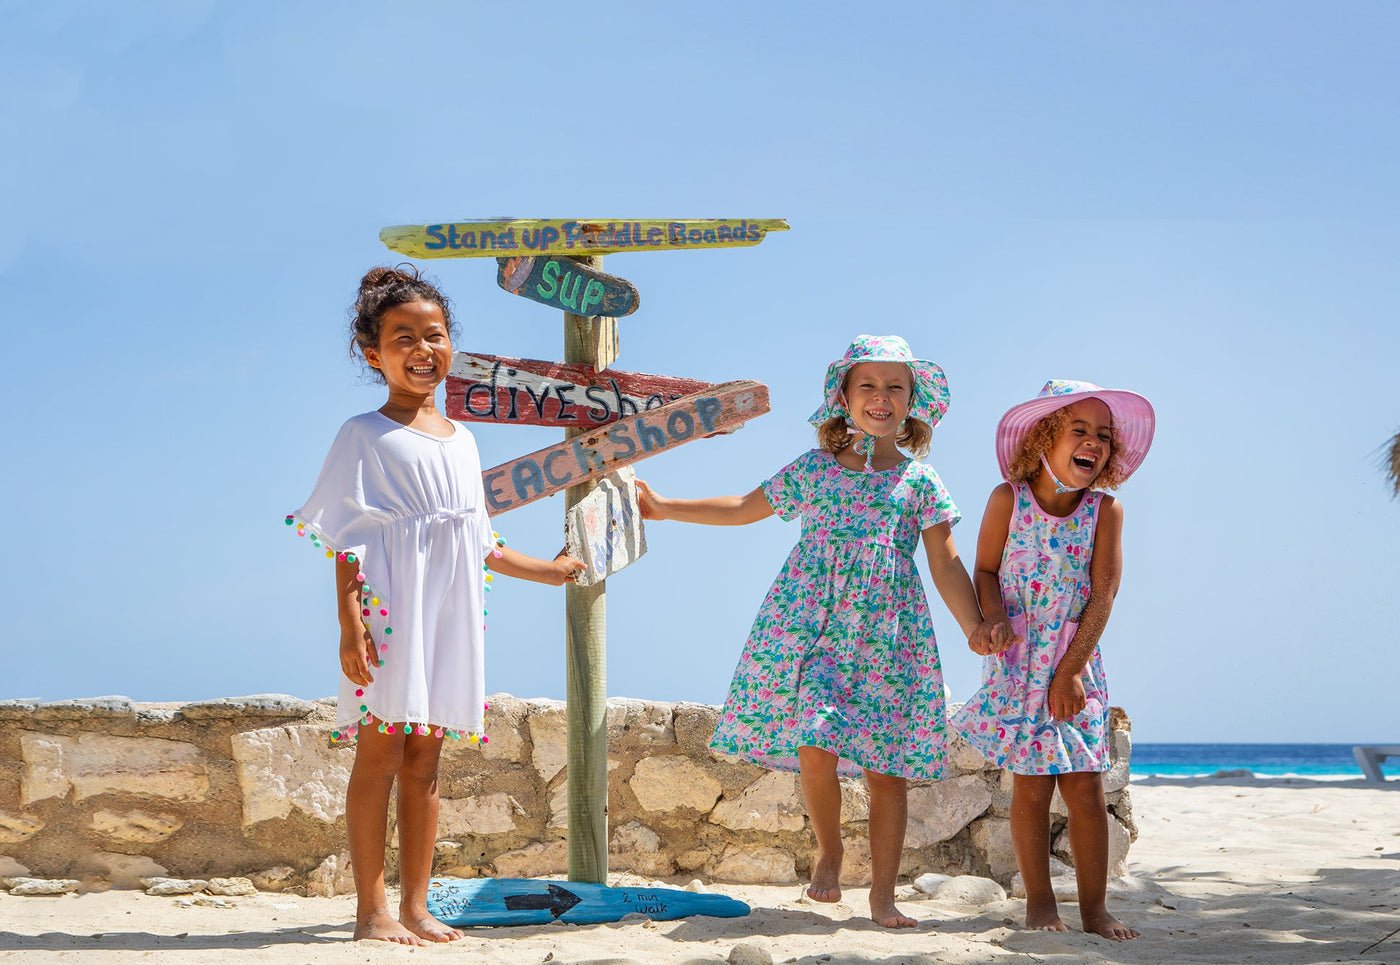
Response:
[290,266,582,945]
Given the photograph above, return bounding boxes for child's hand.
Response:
[1048,669,1087,720]
[968,617,1020,656]
[547,549,587,586]
[340,625,378,686]
[635,479,667,520]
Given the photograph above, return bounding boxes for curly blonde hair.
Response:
[1006,407,1127,490]
[817,415,931,459]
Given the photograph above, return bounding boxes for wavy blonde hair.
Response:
[1006,407,1128,490]
[817,415,931,459]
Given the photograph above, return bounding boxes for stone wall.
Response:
[0,695,1135,892]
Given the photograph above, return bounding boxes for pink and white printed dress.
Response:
[951,482,1111,775]
[708,448,960,780]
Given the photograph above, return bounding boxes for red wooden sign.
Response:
[480,381,769,515]
[447,353,716,430]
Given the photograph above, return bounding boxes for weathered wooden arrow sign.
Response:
[427,877,749,927]
[497,255,639,317]
[380,218,789,259]
[447,352,716,430]
[480,380,769,515]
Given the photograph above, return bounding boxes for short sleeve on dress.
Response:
[760,451,815,522]
[916,464,962,531]
[293,419,376,559]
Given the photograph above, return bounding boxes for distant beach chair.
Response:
[1352,745,1400,782]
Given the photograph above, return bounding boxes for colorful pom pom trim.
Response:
[287,513,498,748]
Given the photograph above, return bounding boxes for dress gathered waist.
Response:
[797,532,910,556]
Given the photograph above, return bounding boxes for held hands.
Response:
[968,617,1021,656]
[1048,669,1087,721]
[635,479,667,521]
[340,625,378,686]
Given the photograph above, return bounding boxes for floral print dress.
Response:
[951,483,1110,775]
[709,449,960,780]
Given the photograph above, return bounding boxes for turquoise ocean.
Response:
[1132,743,1374,778]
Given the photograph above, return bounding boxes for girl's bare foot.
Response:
[353,910,428,945]
[1024,898,1069,932]
[1081,908,1138,940]
[870,894,917,929]
[806,851,843,902]
[401,912,465,943]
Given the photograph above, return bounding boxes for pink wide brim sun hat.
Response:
[995,379,1156,483]
[807,334,951,429]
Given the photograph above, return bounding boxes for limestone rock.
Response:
[969,816,1018,883]
[35,697,134,719]
[86,853,168,887]
[178,695,316,719]
[189,895,237,908]
[230,724,350,825]
[1104,728,1132,793]
[10,878,80,896]
[0,809,44,843]
[905,776,992,847]
[0,698,41,720]
[526,700,568,781]
[672,702,721,755]
[144,878,211,896]
[1011,868,1077,901]
[947,734,993,774]
[932,874,1007,905]
[249,866,297,892]
[913,872,951,894]
[481,694,528,762]
[708,845,796,883]
[438,792,519,837]
[630,757,721,813]
[728,941,773,965]
[711,771,804,833]
[207,877,257,896]
[839,779,870,824]
[492,841,567,879]
[0,856,32,878]
[1051,815,1131,878]
[608,698,676,746]
[547,781,568,829]
[20,732,208,805]
[305,853,354,897]
[91,809,182,843]
[610,821,673,877]
[838,835,872,886]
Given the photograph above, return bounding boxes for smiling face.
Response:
[363,300,453,397]
[840,361,913,438]
[1044,398,1114,488]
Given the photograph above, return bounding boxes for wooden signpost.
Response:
[446,352,717,430]
[381,217,784,900]
[497,256,640,318]
[479,381,768,515]
[381,218,789,259]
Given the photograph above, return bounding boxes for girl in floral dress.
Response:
[951,380,1155,941]
[638,335,1002,929]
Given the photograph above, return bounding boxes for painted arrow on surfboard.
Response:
[427,877,749,927]
[380,218,789,259]
[480,380,769,515]
[497,255,640,317]
[447,352,716,430]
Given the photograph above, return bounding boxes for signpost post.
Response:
[381,219,785,889]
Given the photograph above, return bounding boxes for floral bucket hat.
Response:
[806,335,951,429]
[995,379,1156,483]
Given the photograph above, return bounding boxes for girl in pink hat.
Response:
[952,379,1155,941]
[639,335,1004,929]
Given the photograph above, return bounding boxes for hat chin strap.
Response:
[1039,454,1084,494]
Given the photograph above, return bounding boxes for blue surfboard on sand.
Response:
[426,877,750,927]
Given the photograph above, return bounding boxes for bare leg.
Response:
[1010,773,1066,932]
[395,733,464,943]
[798,746,844,902]
[864,768,915,928]
[1058,771,1137,940]
[346,727,425,945]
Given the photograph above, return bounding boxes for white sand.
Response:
[3,776,1398,964]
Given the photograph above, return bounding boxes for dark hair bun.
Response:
[348,264,455,383]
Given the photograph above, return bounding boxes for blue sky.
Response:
[5,2,1398,743]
